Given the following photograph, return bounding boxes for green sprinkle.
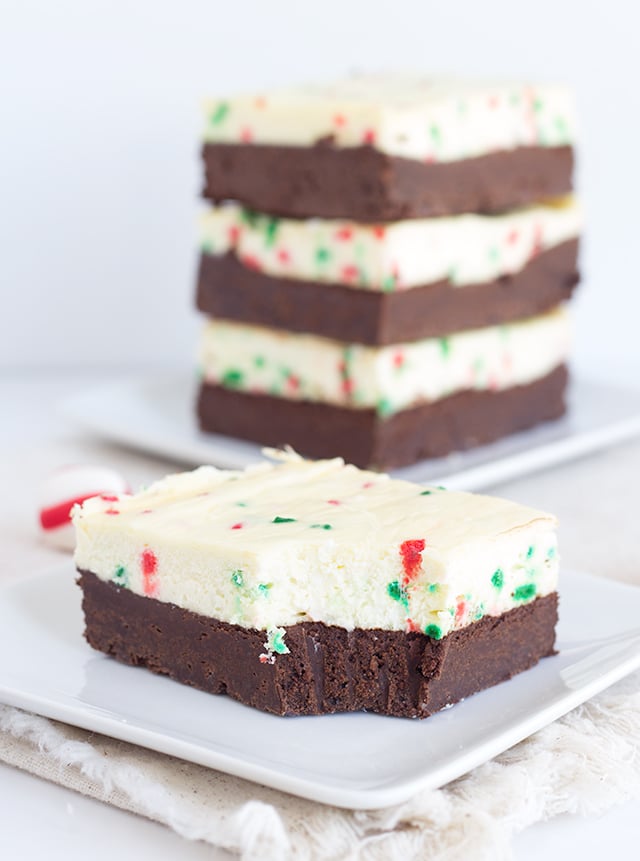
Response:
[315,247,331,264]
[436,485,447,491]
[221,368,244,388]
[268,627,290,655]
[272,516,296,524]
[547,546,556,559]
[387,580,409,609]
[447,265,458,283]
[113,565,128,587]
[239,208,259,228]
[491,569,504,590]
[514,583,536,602]
[424,624,443,640]
[201,239,214,254]
[231,569,244,587]
[235,501,247,507]
[210,101,230,125]
[253,355,266,369]
[489,246,500,264]
[381,274,397,292]
[429,124,441,145]
[257,583,271,595]
[310,523,332,530]
[420,489,433,496]
[427,583,439,594]
[377,397,394,418]
[526,546,535,559]
[439,337,450,358]
[533,98,544,113]
[474,604,486,621]
[265,217,279,247]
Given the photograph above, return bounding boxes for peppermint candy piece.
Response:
[39,465,128,551]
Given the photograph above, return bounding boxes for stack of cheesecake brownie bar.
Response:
[195,75,581,469]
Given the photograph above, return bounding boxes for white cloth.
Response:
[2,421,640,860]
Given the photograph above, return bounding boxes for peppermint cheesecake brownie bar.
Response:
[201,75,575,220]
[74,452,559,718]
[196,197,580,344]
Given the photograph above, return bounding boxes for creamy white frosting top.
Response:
[199,308,570,416]
[202,74,576,161]
[73,453,558,649]
[199,197,581,292]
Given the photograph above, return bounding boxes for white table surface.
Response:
[1,372,639,860]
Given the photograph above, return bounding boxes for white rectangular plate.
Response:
[61,374,640,490]
[1,567,639,810]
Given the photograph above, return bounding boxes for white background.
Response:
[1,0,638,383]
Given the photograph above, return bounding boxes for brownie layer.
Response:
[202,143,574,221]
[196,239,579,344]
[78,570,558,718]
[198,365,568,469]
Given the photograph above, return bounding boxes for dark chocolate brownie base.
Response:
[202,143,574,221]
[197,365,568,469]
[78,570,558,718]
[196,240,579,345]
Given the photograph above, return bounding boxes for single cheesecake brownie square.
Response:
[201,74,576,220]
[196,198,580,344]
[74,452,559,718]
[196,308,570,468]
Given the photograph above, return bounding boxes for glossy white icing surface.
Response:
[73,453,558,645]
[199,308,569,416]
[199,197,581,292]
[202,74,576,161]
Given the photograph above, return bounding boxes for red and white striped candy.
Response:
[38,465,128,551]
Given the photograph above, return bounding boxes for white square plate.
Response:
[1,567,639,810]
[61,374,640,490]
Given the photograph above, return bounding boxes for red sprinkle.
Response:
[100,494,118,502]
[333,113,347,127]
[362,128,376,144]
[400,539,426,585]
[335,227,354,241]
[228,224,241,244]
[488,95,499,109]
[506,229,519,245]
[341,264,359,282]
[242,254,262,271]
[327,499,341,506]
[372,226,386,240]
[286,374,300,392]
[231,522,244,530]
[254,96,267,109]
[341,378,354,395]
[277,248,290,264]
[104,508,120,516]
[393,351,405,369]
[406,618,421,633]
[455,600,466,623]
[240,127,253,143]
[141,548,159,597]
[362,481,374,489]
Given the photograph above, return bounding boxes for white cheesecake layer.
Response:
[199,308,569,416]
[200,197,581,292]
[203,74,576,161]
[73,453,558,648]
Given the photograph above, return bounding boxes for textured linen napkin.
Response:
[2,434,640,860]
